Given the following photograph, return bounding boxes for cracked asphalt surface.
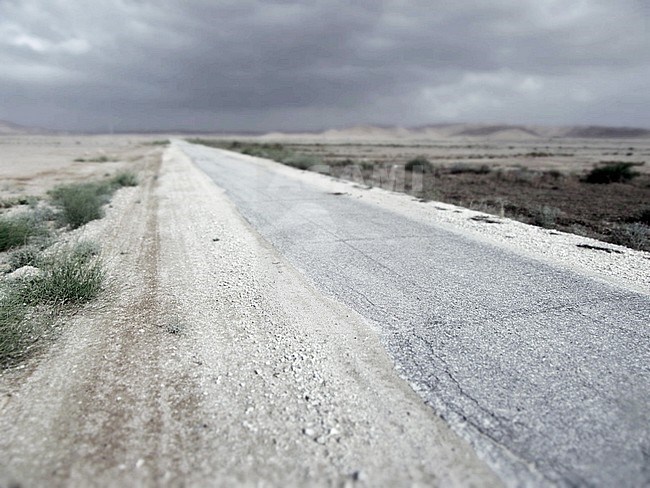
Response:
[181,141,650,487]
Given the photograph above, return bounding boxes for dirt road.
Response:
[0,144,499,486]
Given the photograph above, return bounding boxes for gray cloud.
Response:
[0,0,648,131]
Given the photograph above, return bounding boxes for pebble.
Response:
[351,470,367,482]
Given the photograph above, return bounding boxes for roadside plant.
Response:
[612,223,649,251]
[49,171,138,229]
[111,171,138,187]
[0,215,46,252]
[405,156,434,174]
[0,241,104,367]
[533,205,561,228]
[584,162,640,184]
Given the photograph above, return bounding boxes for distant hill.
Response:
[0,120,50,135]
[562,126,650,138]
[264,123,650,141]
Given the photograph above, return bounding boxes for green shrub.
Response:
[111,171,138,187]
[0,241,104,367]
[49,172,136,229]
[49,183,108,229]
[584,163,639,184]
[8,245,41,271]
[405,156,434,173]
[0,292,31,367]
[28,244,104,305]
[0,215,45,251]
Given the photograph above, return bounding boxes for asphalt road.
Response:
[181,141,650,487]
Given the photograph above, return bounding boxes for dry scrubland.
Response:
[0,136,160,368]
[193,136,650,251]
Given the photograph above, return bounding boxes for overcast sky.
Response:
[1,0,649,132]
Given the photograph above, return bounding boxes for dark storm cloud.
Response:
[1,0,648,131]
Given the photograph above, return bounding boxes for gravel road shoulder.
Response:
[0,145,499,486]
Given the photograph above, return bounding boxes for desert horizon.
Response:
[3,118,650,139]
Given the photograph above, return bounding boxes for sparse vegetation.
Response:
[633,208,650,226]
[74,155,116,163]
[27,242,104,305]
[283,154,322,170]
[532,205,561,228]
[449,163,491,175]
[189,139,323,171]
[49,171,138,228]
[8,245,42,271]
[185,138,650,252]
[111,170,138,187]
[584,162,640,184]
[0,195,38,209]
[49,182,111,229]
[0,215,47,252]
[612,223,649,251]
[405,156,434,173]
[0,241,104,367]
[0,162,137,368]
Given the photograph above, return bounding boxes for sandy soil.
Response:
[0,139,499,486]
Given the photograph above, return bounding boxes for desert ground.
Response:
[0,135,499,487]
[1,134,648,487]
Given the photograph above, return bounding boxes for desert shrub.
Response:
[0,241,104,367]
[283,154,320,170]
[74,155,115,163]
[525,151,553,157]
[111,171,138,187]
[49,183,109,229]
[584,162,639,184]
[0,215,46,252]
[449,163,491,175]
[612,223,649,251]
[633,208,650,226]
[28,243,104,305]
[8,245,41,271]
[532,205,561,228]
[0,196,38,209]
[405,156,434,173]
[0,292,30,367]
